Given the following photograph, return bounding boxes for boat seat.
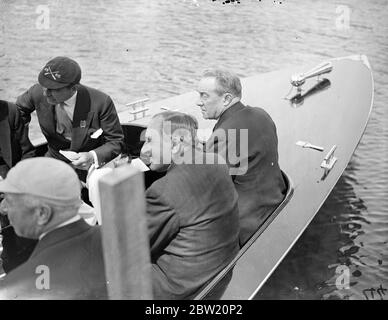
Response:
[121,123,146,158]
[194,170,294,300]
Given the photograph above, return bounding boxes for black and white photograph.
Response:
[0,0,387,305]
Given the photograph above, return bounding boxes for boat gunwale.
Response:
[194,171,295,300]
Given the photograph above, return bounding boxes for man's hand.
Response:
[71,152,94,170]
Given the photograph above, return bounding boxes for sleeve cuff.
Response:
[90,150,100,168]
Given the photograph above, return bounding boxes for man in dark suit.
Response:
[196,69,287,246]
[0,157,107,299]
[141,111,240,299]
[16,56,124,179]
[0,100,37,273]
[0,100,35,175]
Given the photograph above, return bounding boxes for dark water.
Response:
[1,0,387,299]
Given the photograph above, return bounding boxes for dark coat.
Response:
[0,100,35,169]
[206,102,286,246]
[146,153,240,300]
[15,84,124,167]
[0,220,107,299]
[0,100,37,274]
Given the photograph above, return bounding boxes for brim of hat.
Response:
[0,179,23,195]
[38,71,70,89]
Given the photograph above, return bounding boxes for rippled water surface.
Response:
[1,0,387,299]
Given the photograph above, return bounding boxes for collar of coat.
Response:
[213,101,245,132]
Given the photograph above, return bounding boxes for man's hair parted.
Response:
[152,111,199,147]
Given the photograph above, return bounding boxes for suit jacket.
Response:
[146,152,240,300]
[0,100,35,170]
[0,220,108,300]
[206,102,286,246]
[15,84,124,167]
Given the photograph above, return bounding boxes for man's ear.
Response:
[171,135,183,156]
[35,204,53,226]
[223,93,234,106]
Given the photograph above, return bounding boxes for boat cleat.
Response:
[320,145,338,179]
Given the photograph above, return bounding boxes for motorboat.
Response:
[31,55,374,299]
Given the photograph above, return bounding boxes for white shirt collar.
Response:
[60,91,78,120]
[63,90,77,108]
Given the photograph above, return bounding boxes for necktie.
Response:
[55,102,73,141]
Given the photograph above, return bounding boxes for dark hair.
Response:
[66,83,79,90]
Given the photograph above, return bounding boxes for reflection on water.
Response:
[256,160,387,300]
[1,0,387,299]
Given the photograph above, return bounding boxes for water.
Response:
[1,0,387,299]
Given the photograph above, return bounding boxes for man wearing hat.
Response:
[0,100,37,274]
[15,56,124,179]
[0,157,107,299]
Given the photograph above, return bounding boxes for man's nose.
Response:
[196,98,203,107]
[140,145,151,164]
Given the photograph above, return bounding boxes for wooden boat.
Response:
[32,55,374,299]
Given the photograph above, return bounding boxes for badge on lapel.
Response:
[80,120,86,128]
